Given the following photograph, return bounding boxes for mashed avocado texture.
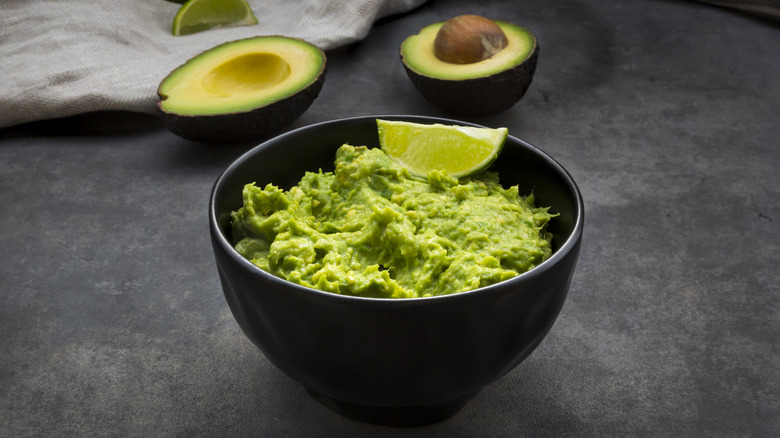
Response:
[230,145,555,298]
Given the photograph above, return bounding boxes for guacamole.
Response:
[230,145,555,298]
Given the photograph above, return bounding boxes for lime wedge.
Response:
[172,0,258,36]
[377,119,508,178]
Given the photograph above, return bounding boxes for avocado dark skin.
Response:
[402,45,538,117]
[158,68,326,144]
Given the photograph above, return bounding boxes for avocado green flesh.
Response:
[401,21,536,80]
[158,36,325,116]
[230,145,556,299]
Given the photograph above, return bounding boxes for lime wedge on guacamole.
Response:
[172,0,258,36]
[377,119,508,178]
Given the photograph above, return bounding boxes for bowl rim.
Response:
[209,114,584,305]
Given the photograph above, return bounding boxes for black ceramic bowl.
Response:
[209,115,583,426]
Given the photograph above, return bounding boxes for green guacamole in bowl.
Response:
[230,144,555,298]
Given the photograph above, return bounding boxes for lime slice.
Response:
[377,119,508,178]
[172,0,258,36]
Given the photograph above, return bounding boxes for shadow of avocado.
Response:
[488,0,617,122]
[383,0,619,125]
[159,134,273,173]
[0,111,164,139]
[528,0,618,95]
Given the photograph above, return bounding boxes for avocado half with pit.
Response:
[158,36,326,143]
[400,15,538,116]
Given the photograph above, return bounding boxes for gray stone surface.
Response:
[1,0,778,436]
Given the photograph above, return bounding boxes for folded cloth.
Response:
[0,0,427,129]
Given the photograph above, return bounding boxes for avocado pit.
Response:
[433,15,509,64]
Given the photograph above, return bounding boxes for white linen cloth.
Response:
[0,0,427,129]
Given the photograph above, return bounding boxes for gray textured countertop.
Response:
[2,0,778,436]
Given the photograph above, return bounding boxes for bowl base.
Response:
[305,388,479,427]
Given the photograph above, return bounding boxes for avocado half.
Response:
[400,20,538,116]
[158,36,326,143]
